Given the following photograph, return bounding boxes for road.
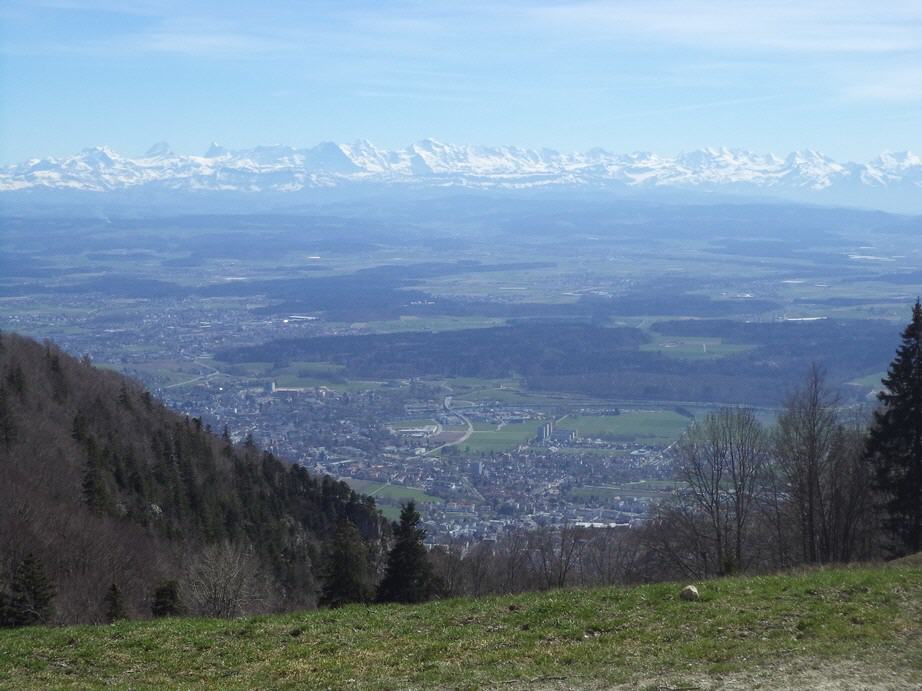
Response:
[163,359,220,389]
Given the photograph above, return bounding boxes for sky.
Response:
[1,0,921,164]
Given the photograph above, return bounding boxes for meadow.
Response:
[2,562,919,689]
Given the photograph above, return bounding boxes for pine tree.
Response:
[376,501,438,604]
[1,554,55,627]
[151,580,184,617]
[320,521,373,608]
[865,299,922,555]
[103,583,127,622]
[0,386,16,449]
[82,437,112,515]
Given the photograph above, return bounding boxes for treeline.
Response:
[219,318,897,406]
[0,332,387,625]
[421,305,922,597]
[2,298,919,623]
[219,323,649,380]
[421,379,910,597]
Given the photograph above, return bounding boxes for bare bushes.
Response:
[183,543,276,618]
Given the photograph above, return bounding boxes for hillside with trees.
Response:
[2,301,920,628]
[0,331,387,624]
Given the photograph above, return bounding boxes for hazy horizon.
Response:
[2,1,921,164]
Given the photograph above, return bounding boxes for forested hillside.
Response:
[0,331,386,624]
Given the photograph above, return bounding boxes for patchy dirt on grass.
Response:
[502,656,922,691]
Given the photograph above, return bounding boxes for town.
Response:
[3,293,685,543]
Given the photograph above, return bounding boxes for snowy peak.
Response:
[204,142,228,158]
[302,142,360,174]
[2,141,921,212]
[78,146,119,166]
[145,142,174,158]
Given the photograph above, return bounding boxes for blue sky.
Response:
[1,0,921,163]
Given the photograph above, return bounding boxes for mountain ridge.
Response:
[3,140,922,213]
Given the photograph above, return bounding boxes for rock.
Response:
[680,585,700,601]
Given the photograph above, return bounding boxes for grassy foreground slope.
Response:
[2,563,921,690]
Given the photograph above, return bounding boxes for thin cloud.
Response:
[526,1,922,54]
[603,95,781,122]
[844,68,922,102]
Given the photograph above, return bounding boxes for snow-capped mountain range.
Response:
[3,140,921,213]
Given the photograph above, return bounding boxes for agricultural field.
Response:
[332,315,508,334]
[850,371,887,389]
[387,418,438,431]
[569,479,684,501]
[561,410,692,443]
[342,479,441,505]
[459,421,546,453]
[639,333,755,360]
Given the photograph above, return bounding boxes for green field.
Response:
[562,410,692,443]
[216,360,385,392]
[460,421,545,453]
[388,418,437,430]
[569,480,683,501]
[378,505,401,521]
[98,359,221,388]
[430,376,522,390]
[343,479,440,504]
[333,316,508,333]
[461,387,539,405]
[851,371,887,389]
[2,563,920,689]
[639,334,755,360]
[553,446,634,457]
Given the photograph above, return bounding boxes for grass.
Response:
[1,564,920,689]
[342,479,441,504]
[461,421,545,453]
[639,334,755,360]
[387,418,437,430]
[563,411,692,443]
[569,479,683,501]
[850,370,886,389]
[338,316,507,333]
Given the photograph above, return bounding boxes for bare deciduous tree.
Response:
[773,367,874,564]
[581,526,641,586]
[527,525,586,590]
[184,542,272,618]
[673,407,767,575]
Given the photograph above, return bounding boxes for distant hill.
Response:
[1,562,919,688]
[0,331,386,624]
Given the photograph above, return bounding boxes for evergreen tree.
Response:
[118,384,132,409]
[1,554,55,627]
[103,583,127,622]
[0,386,15,449]
[71,412,88,442]
[151,580,184,617]
[865,299,922,555]
[376,501,438,604]
[6,363,25,398]
[82,437,112,515]
[320,521,374,608]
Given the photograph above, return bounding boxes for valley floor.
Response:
[1,562,920,690]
